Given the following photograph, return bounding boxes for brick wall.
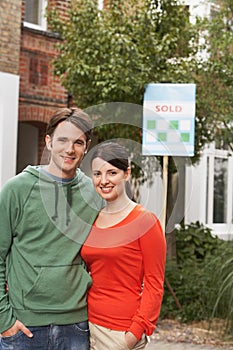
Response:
[48,0,71,23]
[0,0,22,74]
[19,28,68,120]
[19,0,72,164]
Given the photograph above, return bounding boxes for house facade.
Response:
[0,0,21,188]
[0,0,68,186]
[185,145,233,240]
[18,0,70,173]
[0,0,232,239]
[184,2,233,239]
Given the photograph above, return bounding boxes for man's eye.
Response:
[58,138,66,143]
[75,140,85,146]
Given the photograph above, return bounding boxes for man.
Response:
[0,107,103,350]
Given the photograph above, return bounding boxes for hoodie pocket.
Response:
[22,264,92,312]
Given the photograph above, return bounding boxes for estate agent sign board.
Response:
[142,83,196,157]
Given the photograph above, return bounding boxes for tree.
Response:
[48,1,193,103]
[47,0,197,173]
[195,0,233,151]
[47,0,233,256]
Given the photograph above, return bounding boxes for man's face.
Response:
[45,121,89,178]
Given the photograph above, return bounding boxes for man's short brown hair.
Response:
[46,107,93,142]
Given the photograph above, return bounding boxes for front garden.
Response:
[161,222,233,341]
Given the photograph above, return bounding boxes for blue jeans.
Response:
[0,321,90,350]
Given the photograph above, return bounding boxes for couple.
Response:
[0,107,166,350]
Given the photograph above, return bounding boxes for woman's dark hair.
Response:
[91,142,134,199]
[91,142,129,171]
[46,107,93,142]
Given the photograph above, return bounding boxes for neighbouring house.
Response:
[0,0,21,188]
[140,142,233,241]
[0,0,69,188]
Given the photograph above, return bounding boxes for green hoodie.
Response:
[0,165,103,333]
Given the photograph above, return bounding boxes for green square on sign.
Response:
[158,132,167,142]
[181,133,190,142]
[169,120,179,129]
[147,120,156,129]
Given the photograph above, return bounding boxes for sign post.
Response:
[161,155,168,233]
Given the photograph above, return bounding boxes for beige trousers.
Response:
[89,322,148,350]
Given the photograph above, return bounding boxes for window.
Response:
[24,0,47,30]
[183,133,232,239]
[213,157,228,223]
[205,143,233,235]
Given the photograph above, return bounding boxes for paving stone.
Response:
[146,340,231,350]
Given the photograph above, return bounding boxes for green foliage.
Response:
[162,258,215,322]
[47,0,207,162]
[194,0,233,151]
[211,249,233,333]
[47,0,233,164]
[48,0,193,107]
[161,222,233,331]
[175,221,222,263]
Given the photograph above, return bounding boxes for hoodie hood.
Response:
[22,165,102,231]
[23,165,84,226]
[23,165,83,184]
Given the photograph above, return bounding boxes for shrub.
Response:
[175,221,223,264]
[160,221,232,329]
[210,246,233,333]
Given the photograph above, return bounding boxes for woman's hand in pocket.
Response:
[125,331,138,349]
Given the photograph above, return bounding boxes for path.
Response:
[147,340,231,350]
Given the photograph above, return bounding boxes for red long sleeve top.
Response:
[81,205,166,340]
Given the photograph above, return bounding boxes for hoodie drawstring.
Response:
[66,185,72,226]
[51,182,72,226]
[51,182,59,222]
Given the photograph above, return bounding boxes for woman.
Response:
[81,142,166,350]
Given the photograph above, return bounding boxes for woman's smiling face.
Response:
[92,157,130,201]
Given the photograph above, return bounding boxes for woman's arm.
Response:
[128,212,166,340]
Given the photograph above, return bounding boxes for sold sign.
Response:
[142,83,196,157]
[155,105,182,113]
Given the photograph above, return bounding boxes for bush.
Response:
[210,248,233,333]
[160,221,232,330]
[161,257,216,322]
[175,221,223,264]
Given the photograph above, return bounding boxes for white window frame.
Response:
[205,143,233,239]
[24,0,47,31]
[185,142,233,240]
